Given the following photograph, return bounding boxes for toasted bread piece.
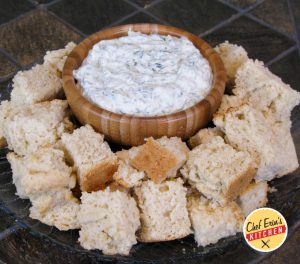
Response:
[181,136,255,204]
[3,100,72,156]
[7,147,75,199]
[156,136,189,177]
[188,195,244,247]
[61,124,117,192]
[11,64,62,107]
[134,179,191,242]
[107,181,129,192]
[44,42,76,74]
[234,59,300,121]
[78,189,140,255]
[30,189,80,231]
[130,138,178,183]
[188,127,224,148]
[237,181,268,216]
[216,94,245,114]
[0,100,13,147]
[214,41,248,85]
[214,104,299,181]
[113,160,145,188]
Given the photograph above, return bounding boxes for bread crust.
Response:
[130,138,177,183]
[82,158,118,192]
[225,164,256,201]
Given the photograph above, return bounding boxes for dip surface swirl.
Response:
[74,31,213,117]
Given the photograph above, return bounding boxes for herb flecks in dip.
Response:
[74,31,213,117]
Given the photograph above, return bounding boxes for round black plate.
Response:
[0,82,299,263]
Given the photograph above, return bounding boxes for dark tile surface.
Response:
[49,0,136,35]
[290,0,300,42]
[148,0,236,35]
[0,79,12,101]
[128,0,158,8]
[0,208,16,231]
[269,50,300,128]
[203,16,296,63]
[30,0,55,4]
[251,0,294,36]
[0,0,34,24]
[269,50,300,91]
[224,0,258,8]
[261,228,300,264]
[118,12,160,25]
[0,55,18,80]
[0,10,82,66]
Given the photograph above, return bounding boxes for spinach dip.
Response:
[74,31,213,117]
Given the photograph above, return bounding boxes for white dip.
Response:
[74,31,213,117]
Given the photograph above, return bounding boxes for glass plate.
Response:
[0,82,299,263]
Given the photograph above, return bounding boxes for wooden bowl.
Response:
[63,24,226,146]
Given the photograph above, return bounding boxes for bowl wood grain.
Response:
[63,24,226,146]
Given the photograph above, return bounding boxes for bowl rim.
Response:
[63,23,226,121]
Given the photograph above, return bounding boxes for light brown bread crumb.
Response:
[181,136,255,204]
[61,124,117,192]
[214,104,299,181]
[78,189,140,255]
[30,189,80,231]
[237,181,268,216]
[130,138,177,183]
[188,195,244,247]
[188,127,224,148]
[134,179,191,242]
[7,147,75,199]
[3,100,72,156]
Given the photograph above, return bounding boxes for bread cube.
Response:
[44,42,76,74]
[3,100,72,156]
[181,136,255,204]
[0,100,13,147]
[214,104,299,181]
[214,41,248,84]
[234,59,300,121]
[237,181,268,216]
[30,189,80,231]
[134,179,191,242]
[130,137,189,183]
[113,160,144,188]
[188,196,244,247]
[188,127,224,148]
[78,189,140,255]
[61,125,118,192]
[7,147,75,199]
[11,64,62,107]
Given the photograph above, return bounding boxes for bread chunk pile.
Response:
[0,41,299,256]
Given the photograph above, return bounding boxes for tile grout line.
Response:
[43,0,63,8]
[0,224,22,241]
[287,0,300,57]
[245,13,297,41]
[0,49,22,69]
[266,45,297,66]
[123,0,166,10]
[139,9,172,25]
[217,0,266,13]
[0,8,40,31]
[44,9,87,38]
[101,10,141,29]
[121,0,172,25]
[200,0,266,38]
[215,0,298,42]
[199,12,242,38]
